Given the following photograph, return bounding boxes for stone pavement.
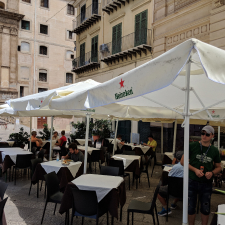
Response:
[1,163,224,225]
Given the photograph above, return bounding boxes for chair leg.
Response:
[82,217,84,225]
[29,182,32,195]
[127,211,129,225]
[155,206,159,225]
[147,171,150,188]
[44,182,47,198]
[129,174,130,190]
[107,212,109,225]
[41,201,48,224]
[152,213,156,225]
[96,216,99,225]
[40,180,43,191]
[131,212,133,225]
[9,168,11,182]
[151,164,155,177]
[14,168,17,185]
[37,181,39,198]
[111,216,114,225]
[53,203,57,215]
[136,178,138,189]
[70,211,73,225]
[120,205,122,221]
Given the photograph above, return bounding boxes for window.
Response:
[22,0,31,3]
[21,42,30,53]
[92,0,98,14]
[21,20,30,30]
[135,10,147,47]
[67,4,74,15]
[80,43,85,66]
[66,50,74,60]
[91,35,98,62]
[0,1,5,9]
[112,23,122,54]
[39,46,47,55]
[20,86,24,97]
[38,88,48,93]
[66,73,73,83]
[80,5,86,23]
[40,0,48,8]
[39,69,47,82]
[67,30,73,39]
[40,24,48,35]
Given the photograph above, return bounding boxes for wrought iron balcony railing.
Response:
[72,51,100,74]
[73,4,101,34]
[100,29,152,62]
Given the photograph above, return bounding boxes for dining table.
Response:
[59,174,126,223]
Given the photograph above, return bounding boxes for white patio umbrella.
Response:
[47,39,225,225]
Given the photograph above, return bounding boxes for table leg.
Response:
[37,181,39,198]
[120,206,122,221]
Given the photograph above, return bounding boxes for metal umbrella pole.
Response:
[173,119,178,153]
[113,119,119,156]
[29,117,32,151]
[83,114,90,174]
[49,116,53,161]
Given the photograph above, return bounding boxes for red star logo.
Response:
[119,79,124,88]
[212,110,215,114]
[41,100,43,103]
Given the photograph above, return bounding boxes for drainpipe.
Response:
[33,0,37,94]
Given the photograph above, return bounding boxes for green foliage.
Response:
[9,127,30,144]
[70,119,111,140]
[39,124,54,140]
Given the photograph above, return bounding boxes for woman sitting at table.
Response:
[30,131,43,153]
[62,143,84,162]
[52,131,59,141]
[54,130,67,147]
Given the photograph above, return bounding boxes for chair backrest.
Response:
[38,150,45,161]
[149,181,161,212]
[0,181,8,201]
[0,142,9,148]
[16,154,32,168]
[108,159,124,175]
[30,158,42,177]
[44,172,60,200]
[61,141,67,147]
[107,143,113,153]
[90,150,101,162]
[68,138,71,144]
[100,166,119,176]
[0,197,8,223]
[168,177,183,199]
[71,188,98,216]
[123,150,135,155]
[74,140,80,145]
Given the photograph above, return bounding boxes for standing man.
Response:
[181,125,221,225]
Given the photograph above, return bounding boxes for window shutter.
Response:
[91,35,98,62]
[80,43,85,66]
[135,10,147,46]
[112,23,122,54]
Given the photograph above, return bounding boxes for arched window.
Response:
[21,42,30,53]
[0,2,5,9]
[66,50,74,60]
[39,46,48,55]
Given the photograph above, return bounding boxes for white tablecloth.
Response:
[72,174,123,202]
[112,154,141,169]
[41,160,82,177]
[41,140,57,149]
[77,146,100,155]
[125,143,150,154]
[1,147,32,164]
[218,204,225,225]
[164,152,174,161]
[76,139,91,146]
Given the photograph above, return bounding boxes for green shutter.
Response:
[91,35,98,62]
[135,10,147,47]
[112,23,122,55]
[80,43,85,66]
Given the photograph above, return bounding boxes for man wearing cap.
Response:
[181,125,221,225]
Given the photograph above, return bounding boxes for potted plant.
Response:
[8,127,29,147]
[70,121,89,140]
[90,119,111,141]
[39,124,54,140]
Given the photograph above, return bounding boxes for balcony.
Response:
[100,29,152,64]
[72,51,100,74]
[73,4,101,34]
[102,0,130,15]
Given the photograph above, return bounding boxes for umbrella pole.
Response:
[161,123,163,154]
[113,119,119,156]
[218,126,220,148]
[173,119,177,153]
[182,60,191,225]
[83,114,90,174]
[29,117,32,151]
[49,116,53,161]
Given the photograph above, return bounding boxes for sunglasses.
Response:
[201,132,210,137]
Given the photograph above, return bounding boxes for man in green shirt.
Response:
[181,125,221,225]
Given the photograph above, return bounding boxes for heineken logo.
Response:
[208,110,220,118]
[115,79,133,100]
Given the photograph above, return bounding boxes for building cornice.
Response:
[0,9,24,21]
[210,4,225,15]
[109,13,126,24]
[131,0,151,12]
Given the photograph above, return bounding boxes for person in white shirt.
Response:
[52,131,59,141]
[112,135,125,154]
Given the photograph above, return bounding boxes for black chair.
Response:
[151,154,163,177]
[12,154,32,185]
[0,197,8,225]
[68,138,71,144]
[41,172,64,224]
[38,149,45,161]
[70,188,109,225]
[123,150,135,155]
[127,181,161,225]
[0,181,8,200]
[100,166,119,176]
[109,159,130,190]
[88,150,101,173]
[139,158,151,188]
[29,158,43,198]
[60,141,68,156]
[166,177,183,221]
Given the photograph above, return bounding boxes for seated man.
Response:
[62,143,84,162]
[172,151,184,165]
[157,152,184,217]
[30,131,43,153]
[143,134,157,152]
[112,134,125,154]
